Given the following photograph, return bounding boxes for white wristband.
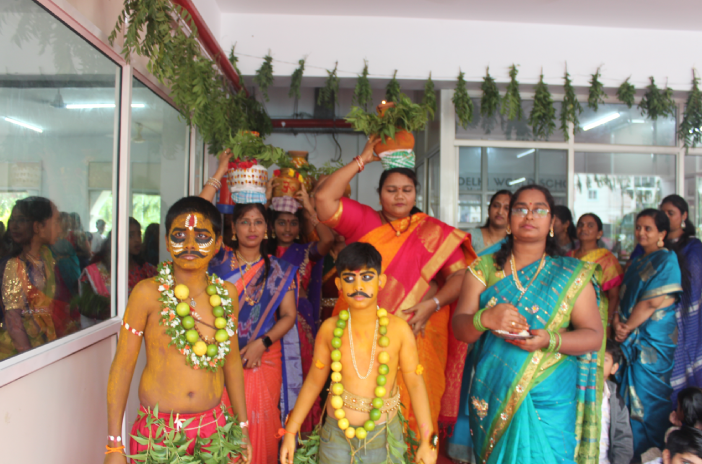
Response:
[108,435,122,443]
[239,420,249,428]
[432,297,441,312]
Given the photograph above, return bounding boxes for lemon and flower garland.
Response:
[156,262,237,371]
[328,307,391,440]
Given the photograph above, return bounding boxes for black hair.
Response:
[9,196,56,256]
[335,242,382,275]
[605,339,622,365]
[552,205,577,242]
[377,168,419,194]
[661,194,696,249]
[90,231,112,266]
[232,203,270,280]
[484,190,513,228]
[577,213,603,232]
[493,184,562,269]
[666,427,702,457]
[678,388,702,429]
[266,208,304,255]
[165,196,222,238]
[128,217,146,266]
[637,208,670,237]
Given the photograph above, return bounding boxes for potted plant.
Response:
[345,93,433,169]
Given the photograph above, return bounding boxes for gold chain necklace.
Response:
[380,211,410,237]
[347,309,379,379]
[235,252,263,305]
[510,252,547,296]
[235,250,261,273]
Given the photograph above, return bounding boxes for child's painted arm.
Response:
[285,318,334,433]
[105,282,150,454]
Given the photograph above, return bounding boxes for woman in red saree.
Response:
[316,135,477,437]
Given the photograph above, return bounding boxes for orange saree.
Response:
[323,198,477,436]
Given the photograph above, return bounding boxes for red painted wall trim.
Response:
[171,0,247,95]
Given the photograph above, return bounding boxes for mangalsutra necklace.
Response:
[380,211,410,237]
[347,309,379,379]
[235,251,263,305]
[510,252,547,297]
[235,250,261,273]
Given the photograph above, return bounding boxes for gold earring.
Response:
[271,231,276,239]
[264,231,268,239]
[657,237,664,248]
[506,225,511,235]
[296,234,300,240]
[232,232,237,241]
[549,226,554,238]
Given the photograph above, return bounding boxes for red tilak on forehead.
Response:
[185,214,197,230]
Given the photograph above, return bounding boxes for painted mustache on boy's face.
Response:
[174,250,207,258]
[347,291,373,298]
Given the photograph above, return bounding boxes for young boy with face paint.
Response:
[104,197,252,464]
[280,242,438,464]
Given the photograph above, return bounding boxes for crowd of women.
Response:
[4,133,702,464]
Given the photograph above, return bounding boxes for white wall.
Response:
[219,13,701,91]
[0,336,114,463]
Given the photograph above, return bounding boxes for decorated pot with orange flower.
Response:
[273,168,304,197]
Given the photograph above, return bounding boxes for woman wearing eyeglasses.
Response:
[613,209,682,459]
[452,184,603,464]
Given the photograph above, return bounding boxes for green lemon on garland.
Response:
[212,306,224,318]
[176,302,191,317]
[375,386,386,398]
[336,319,347,329]
[372,397,384,409]
[379,326,387,335]
[339,310,349,321]
[331,383,344,396]
[369,408,382,422]
[364,419,376,432]
[333,328,344,338]
[378,336,390,347]
[331,349,342,362]
[214,317,227,329]
[206,344,218,357]
[379,364,389,375]
[355,427,367,440]
[331,337,342,348]
[215,329,229,343]
[185,329,199,344]
[209,294,222,307]
[182,316,195,329]
[376,375,387,386]
[206,285,218,296]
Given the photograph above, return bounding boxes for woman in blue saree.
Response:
[614,208,683,458]
[449,189,511,462]
[208,202,298,464]
[452,184,604,464]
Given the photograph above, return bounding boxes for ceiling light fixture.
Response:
[4,117,43,133]
[508,177,526,186]
[582,113,620,131]
[516,149,535,158]
[65,103,145,109]
[631,119,646,124]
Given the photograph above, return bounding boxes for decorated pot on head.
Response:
[227,159,268,204]
[372,101,416,170]
[288,151,315,191]
[271,167,304,213]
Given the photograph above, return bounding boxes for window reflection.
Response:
[575,103,676,146]
[0,0,120,360]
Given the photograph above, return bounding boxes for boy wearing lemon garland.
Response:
[104,197,252,464]
[280,242,437,464]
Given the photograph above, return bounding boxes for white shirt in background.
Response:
[599,382,611,464]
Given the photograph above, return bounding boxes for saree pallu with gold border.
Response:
[323,197,477,436]
[615,248,682,457]
[466,255,602,464]
[567,248,623,329]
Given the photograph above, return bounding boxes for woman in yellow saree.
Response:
[316,135,477,437]
[452,185,604,464]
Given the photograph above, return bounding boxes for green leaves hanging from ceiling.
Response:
[317,62,339,110]
[679,70,702,148]
[616,78,636,108]
[386,70,401,103]
[560,67,582,140]
[502,65,524,121]
[289,59,305,100]
[453,70,473,128]
[353,61,373,110]
[528,73,556,140]
[639,77,675,120]
[254,53,274,102]
[423,73,437,121]
[480,67,500,120]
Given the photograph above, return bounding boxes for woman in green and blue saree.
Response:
[614,208,683,459]
[452,184,604,464]
[466,190,512,257]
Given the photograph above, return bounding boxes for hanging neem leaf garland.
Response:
[289,59,305,100]
[679,70,702,148]
[528,73,556,140]
[501,65,524,121]
[317,62,339,110]
[616,78,636,108]
[228,44,242,77]
[480,67,501,120]
[353,60,373,110]
[588,67,607,111]
[453,70,474,128]
[254,53,274,102]
[386,70,401,103]
[560,68,583,140]
[639,77,675,120]
[423,73,437,121]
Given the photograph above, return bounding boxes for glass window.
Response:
[574,103,676,146]
[0,0,120,360]
[428,154,440,217]
[415,162,425,212]
[685,155,702,234]
[573,152,676,260]
[456,99,565,142]
[128,78,189,278]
